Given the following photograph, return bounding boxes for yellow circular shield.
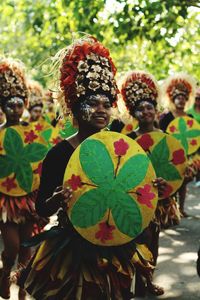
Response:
[0,125,48,196]
[63,131,158,246]
[136,131,187,199]
[166,116,200,155]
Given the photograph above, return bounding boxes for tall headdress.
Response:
[27,79,44,111]
[162,73,196,110]
[121,70,160,112]
[0,58,28,108]
[57,36,119,116]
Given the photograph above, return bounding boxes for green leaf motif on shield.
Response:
[1,127,48,193]
[70,138,149,238]
[170,118,200,155]
[149,137,181,181]
[80,139,114,185]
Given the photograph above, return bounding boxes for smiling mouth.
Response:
[93,116,107,122]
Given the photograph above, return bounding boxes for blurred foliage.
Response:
[0,0,199,86]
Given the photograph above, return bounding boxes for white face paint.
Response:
[4,97,25,121]
[173,94,187,109]
[134,110,143,118]
[80,102,95,121]
[5,97,24,113]
[80,94,111,122]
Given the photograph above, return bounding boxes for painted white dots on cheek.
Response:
[80,103,95,121]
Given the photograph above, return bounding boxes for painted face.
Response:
[4,97,25,123]
[30,106,43,122]
[134,101,156,124]
[79,94,112,129]
[173,94,187,110]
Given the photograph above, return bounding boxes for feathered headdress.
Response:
[0,57,28,108]
[121,70,160,111]
[55,36,119,116]
[162,73,196,110]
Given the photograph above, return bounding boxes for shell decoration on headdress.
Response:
[121,70,160,111]
[57,36,119,116]
[162,73,196,110]
[0,57,28,107]
[27,79,44,111]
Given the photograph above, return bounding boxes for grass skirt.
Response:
[19,223,153,300]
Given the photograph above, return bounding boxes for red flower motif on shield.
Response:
[172,149,186,165]
[190,139,197,146]
[137,134,154,151]
[136,184,155,208]
[162,184,173,198]
[169,125,176,133]
[187,119,193,128]
[34,123,43,132]
[114,139,129,156]
[95,222,115,243]
[126,124,133,132]
[34,162,43,176]
[1,177,17,192]
[51,137,62,145]
[67,174,82,191]
[24,130,38,143]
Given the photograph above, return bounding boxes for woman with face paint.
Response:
[19,37,144,300]
[159,73,195,132]
[0,58,46,300]
[159,74,196,217]
[27,80,44,123]
[120,70,175,297]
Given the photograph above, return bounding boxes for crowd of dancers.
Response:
[0,36,199,300]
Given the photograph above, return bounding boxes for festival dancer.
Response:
[27,79,44,123]
[0,58,46,300]
[119,70,183,297]
[159,73,196,216]
[18,37,167,300]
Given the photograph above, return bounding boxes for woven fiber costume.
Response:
[0,59,48,225]
[121,70,182,228]
[119,70,186,297]
[19,37,156,300]
[0,58,48,300]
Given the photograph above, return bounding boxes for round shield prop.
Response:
[136,132,187,199]
[166,116,200,155]
[121,118,138,135]
[0,125,48,196]
[63,131,158,246]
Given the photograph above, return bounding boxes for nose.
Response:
[96,103,106,112]
[141,107,149,115]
